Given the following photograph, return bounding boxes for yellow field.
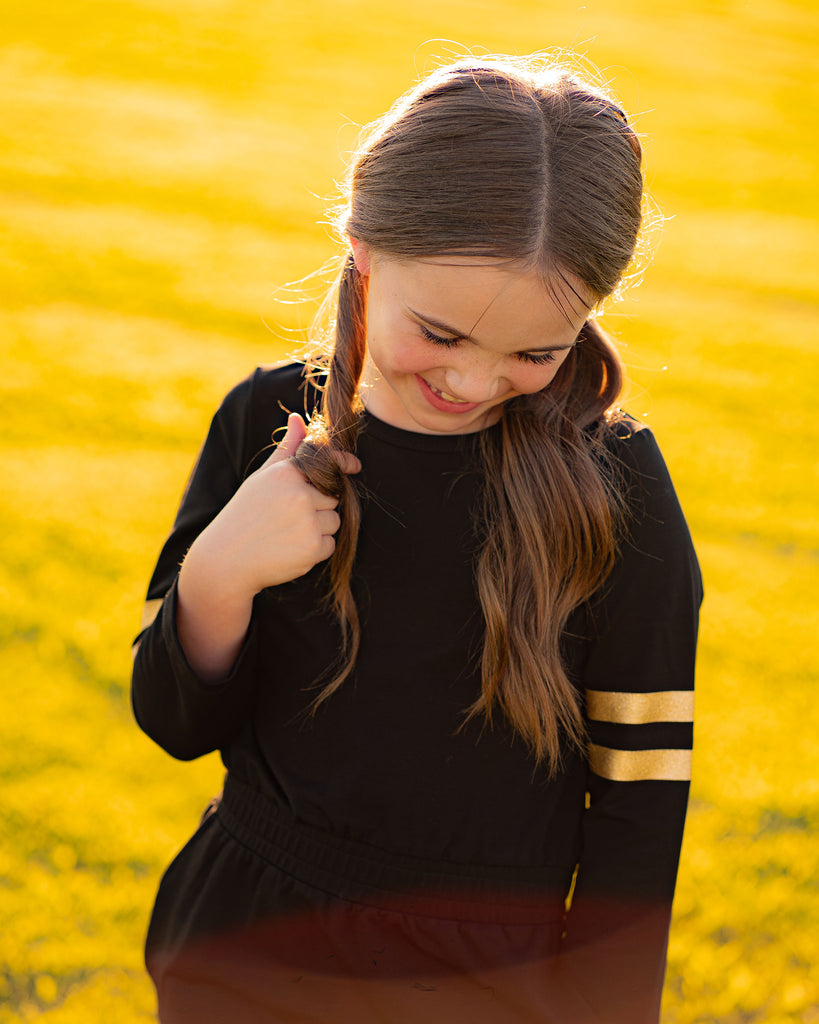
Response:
[2,0,817,1020]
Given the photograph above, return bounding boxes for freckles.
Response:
[392,339,436,374]
[512,367,558,395]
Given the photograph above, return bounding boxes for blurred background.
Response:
[1,0,817,1020]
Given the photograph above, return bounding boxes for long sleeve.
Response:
[131,371,275,761]
[560,425,703,1024]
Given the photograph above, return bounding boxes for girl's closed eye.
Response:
[420,324,460,348]
[518,350,558,366]
[420,322,559,367]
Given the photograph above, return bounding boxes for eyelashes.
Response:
[419,325,558,366]
[420,325,459,348]
[517,350,558,366]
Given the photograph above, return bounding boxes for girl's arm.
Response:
[175,412,351,680]
[131,365,355,760]
[560,426,702,1024]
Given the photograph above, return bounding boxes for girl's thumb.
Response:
[270,413,308,462]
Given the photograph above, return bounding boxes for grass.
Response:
[2,0,818,1019]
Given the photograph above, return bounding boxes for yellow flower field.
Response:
[1,0,817,1020]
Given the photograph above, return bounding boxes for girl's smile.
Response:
[416,374,485,413]
[352,246,591,435]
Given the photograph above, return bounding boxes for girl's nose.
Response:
[444,361,503,403]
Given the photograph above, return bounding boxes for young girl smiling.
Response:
[133,54,701,1024]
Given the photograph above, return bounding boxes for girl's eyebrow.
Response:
[408,307,469,338]
[407,307,578,353]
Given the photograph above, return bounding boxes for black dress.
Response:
[132,363,702,1024]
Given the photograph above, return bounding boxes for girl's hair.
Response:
[293,55,645,771]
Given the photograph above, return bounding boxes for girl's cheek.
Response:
[512,364,560,395]
[393,338,436,373]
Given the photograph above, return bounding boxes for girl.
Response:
[132,55,702,1024]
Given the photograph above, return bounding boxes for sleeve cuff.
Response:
[160,575,259,692]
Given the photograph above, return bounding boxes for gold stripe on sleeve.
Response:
[586,690,694,724]
[132,598,165,660]
[140,598,164,632]
[588,744,692,782]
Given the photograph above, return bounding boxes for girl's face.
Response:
[354,246,591,435]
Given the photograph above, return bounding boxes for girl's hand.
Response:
[207,412,360,596]
[191,412,361,599]
[176,413,361,680]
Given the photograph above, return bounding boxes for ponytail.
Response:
[548,319,624,429]
[292,254,367,705]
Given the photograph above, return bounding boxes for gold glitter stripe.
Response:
[586,690,694,724]
[588,745,692,782]
[132,598,164,660]
[140,598,164,632]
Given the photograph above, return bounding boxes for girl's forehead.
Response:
[374,254,591,345]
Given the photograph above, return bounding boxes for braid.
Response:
[292,253,367,704]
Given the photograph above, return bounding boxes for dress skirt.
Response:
[145,775,596,1024]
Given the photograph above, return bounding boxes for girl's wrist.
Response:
[180,526,257,610]
[176,551,254,682]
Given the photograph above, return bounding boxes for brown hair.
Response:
[293,56,645,770]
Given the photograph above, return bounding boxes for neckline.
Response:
[360,410,501,453]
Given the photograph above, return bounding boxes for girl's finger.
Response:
[267,413,308,464]
[317,533,336,562]
[334,451,362,475]
[312,491,341,511]
[316,509,341,536]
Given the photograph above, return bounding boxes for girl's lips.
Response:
[416,375,482,414]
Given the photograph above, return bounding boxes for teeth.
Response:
[430,383,463,403]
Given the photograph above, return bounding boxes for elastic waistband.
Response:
[217,775,569,925]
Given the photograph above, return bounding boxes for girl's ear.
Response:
[349,237,371,276]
